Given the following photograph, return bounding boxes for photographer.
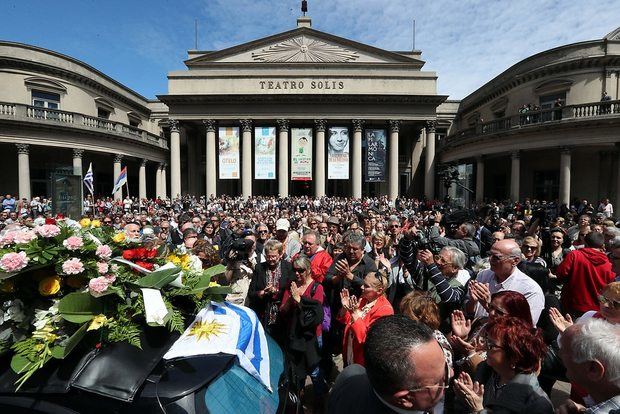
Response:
[221,233,255,305]
[427,212,480,266]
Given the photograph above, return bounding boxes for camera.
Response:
[409,229,441,255]
[221,234,253,263]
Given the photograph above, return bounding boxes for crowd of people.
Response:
[2,192,620,413]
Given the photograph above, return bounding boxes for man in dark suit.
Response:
[328,316,447,414]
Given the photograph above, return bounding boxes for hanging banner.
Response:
[291,128,313,181]
[254,127,276,179]
[365,129,387,182]
[218,127,240,179]
[328,127,349,180]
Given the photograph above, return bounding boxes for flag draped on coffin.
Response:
[163,301,272,392]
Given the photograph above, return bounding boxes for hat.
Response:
[327,216,340,226]
[275,218,290,231]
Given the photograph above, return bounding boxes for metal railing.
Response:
[444,99,620,147]
[0,102,167,149]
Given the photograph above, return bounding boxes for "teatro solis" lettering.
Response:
[259,80,344,90]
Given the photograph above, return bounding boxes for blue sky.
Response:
[2,0,619,100]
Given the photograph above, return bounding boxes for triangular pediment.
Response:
[185,27,424,67]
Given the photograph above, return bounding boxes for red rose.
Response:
[134,248,147,259]
[146,249,157,259]
[135,261,154,271]
[122,249,135,260]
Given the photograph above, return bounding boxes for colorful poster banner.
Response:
[365,129,387,182]
[218,127,240,179]
[291,128,313,181]
[254,127,276,179]
[327,127,349,180]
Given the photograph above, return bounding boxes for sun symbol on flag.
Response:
[188,319,227,341]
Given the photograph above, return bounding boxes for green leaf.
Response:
[133,266,181,289]
[58,292,103,323]
[10,354,31,374]
[203,264,226,278]
[51,322,89,359]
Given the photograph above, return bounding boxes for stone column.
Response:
[351,119,364,199]
[559,148,571,207]
[388,120,401,200]
[161,164,168,199]
[314,119,327,198]
[424,121,436,199]
[203,119,217,198]
[240,119,253,199]
[16,144,31,201]
[476,156,485,203]
[155,163,163,199]
[169,119,181,199]
[277,119,289,197]
[72,149,84,177]
[510,151,520,201]
[139,159,147,200]
[113,154,123,201]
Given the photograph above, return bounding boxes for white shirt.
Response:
[472,267,545,324]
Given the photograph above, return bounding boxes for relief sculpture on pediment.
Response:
[252,35,359,63]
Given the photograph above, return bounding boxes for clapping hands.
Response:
[469,281,491,308]
[451,310,472,338]
[340,288,359,313]
[454,372,484,412]
[549,307,574,333]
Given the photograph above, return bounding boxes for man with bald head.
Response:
[466,239,545,324]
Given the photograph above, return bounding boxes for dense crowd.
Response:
[1,192,619,414]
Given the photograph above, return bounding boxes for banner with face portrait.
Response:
[218,127,240,179]
[365,129,387,182]
[291,128,313,181]
[328,127,349,180]
[254,127,276,179]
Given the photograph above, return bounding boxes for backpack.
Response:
[310,282,331,333]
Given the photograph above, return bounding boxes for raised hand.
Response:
[454,372,484,412]
[469,281,491,307]
[340,288,351,310]
[348,294,359,311]
[451,310,472,338]
[549,307,574,333]
[448,334,475,356]
[290,281,302,303]
[417,249,435,266]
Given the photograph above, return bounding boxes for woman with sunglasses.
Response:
[338,269,394,366]
[521,236,547,267]
[454,316,552,413]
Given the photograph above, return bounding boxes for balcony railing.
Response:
[445,99,620,146]
[0,102,168,150]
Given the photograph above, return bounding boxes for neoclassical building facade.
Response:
[440,27,620,207]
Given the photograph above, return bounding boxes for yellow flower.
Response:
[166,254,181,265]
[0,279,15,293]
[91,219,101,228]
[38,276,61,296]
[79,218,91,227]
[112,232,126,243]
[87,314,110,331]
[208,280,221,288]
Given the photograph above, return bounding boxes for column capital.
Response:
[352,119,365,132]
[239,119,253,132]
[141,158,148,167]
[425,120,436,133]
[72,148,84,158]
[388,120,401,133]
[114,154,123,163]
[277,119,289,132]
[314,119,327,132]
[159,162,167,170]
[202,119,217,132]
[15,143,29,154]
[168,119,180,133]
[511,150,520,160]
[560,146,572,155]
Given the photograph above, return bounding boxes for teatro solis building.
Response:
[0,15,452,202]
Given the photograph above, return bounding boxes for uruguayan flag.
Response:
[163,301,272,392]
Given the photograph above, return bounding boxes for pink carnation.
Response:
[62,258,84,275]
[0,251,29,272]
[36,224,61,238]
[62,236,84,251]
[96,245,113,260]
[14,230,37,244]
[104,273,116,283]
[97,262,109,275]
[0,232,16,246]
[88,276,110,296]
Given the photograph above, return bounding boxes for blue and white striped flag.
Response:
[83,163,94,196]
[163,301,272,392]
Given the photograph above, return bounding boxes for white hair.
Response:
[569,318,620,387]
[442,246,467,269]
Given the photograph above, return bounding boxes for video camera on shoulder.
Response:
[221,233,253,264]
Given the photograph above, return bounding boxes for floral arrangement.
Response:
[0,219,228,389]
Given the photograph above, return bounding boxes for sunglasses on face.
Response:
[599,295,620,309]
[293,267,307,273]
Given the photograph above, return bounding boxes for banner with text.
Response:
[365,129,387,182]
[218,127,240,179]
[328,127,349,180]
[254,127,276,179]
[291,128,313,181]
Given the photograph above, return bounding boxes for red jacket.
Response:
[293,248,333,283]
[339,295,394,366]
[556,248,615,313]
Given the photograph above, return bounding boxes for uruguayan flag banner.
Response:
[163,301,272,392]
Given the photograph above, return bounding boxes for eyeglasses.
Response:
[408,361,450,394]
[434,255,452,266]
[522,245,537,251]
[293,267,307,273]
[484,339,505,352]
[389,224,401,228]
[598,295,620,309]
[487,303,507,316]
[258,229,269,234]
[302,240,315,245]
[489,254,513,262]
